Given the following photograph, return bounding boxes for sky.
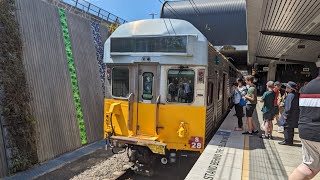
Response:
[82,0,168,22]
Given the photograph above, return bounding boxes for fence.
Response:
[61,0,127,24]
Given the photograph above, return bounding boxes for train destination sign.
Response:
[111,36,188,53]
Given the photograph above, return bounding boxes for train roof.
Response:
[107,19,207,41]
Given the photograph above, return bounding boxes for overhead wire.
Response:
[162,18,171,35]
[188,0,200,16]
[158,0,179,35]
[158,0,180,19]
[168,19,177,35]
[191,0,201,14]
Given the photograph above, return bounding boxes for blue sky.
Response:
[84,0,167,22]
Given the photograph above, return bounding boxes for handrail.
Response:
[155,95,161,134]
[111,93,133,101]
[127,93,134,131]
[60,0,127,24]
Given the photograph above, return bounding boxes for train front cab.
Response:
[104,63,207,155]
[101,19,232,175]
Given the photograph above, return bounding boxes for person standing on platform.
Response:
[289,73,320,180]
[232,83,243,131]
[278,81,300,145]
[242,75,259,135]
[273,81,281,125]
[238,78,248,99]
[260,81,276,139]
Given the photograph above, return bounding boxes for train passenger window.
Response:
[167,69,195,103]
[207,82,213,105]
[112,67,129,97]
[142,72,153,100]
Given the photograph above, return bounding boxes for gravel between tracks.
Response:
[71,151,132,180]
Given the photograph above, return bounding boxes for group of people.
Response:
[232,73,320,180]
[168,78,193,103]
[232,75,259,135]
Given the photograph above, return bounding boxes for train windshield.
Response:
[167,69,195,103]
[112,67,129,98]
[142,72,153,100]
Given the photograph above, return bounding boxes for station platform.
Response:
[186,98,320,180]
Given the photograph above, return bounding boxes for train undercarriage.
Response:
[107,136,200,176]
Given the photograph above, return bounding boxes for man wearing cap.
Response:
[289,71,320,180]
[278,81,300,145]
[260,81,276,139]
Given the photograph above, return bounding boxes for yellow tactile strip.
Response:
[242,135,249,180]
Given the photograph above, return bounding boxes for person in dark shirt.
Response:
[260,81,276,139]
[278,81,300,146]
[289,73,320,180]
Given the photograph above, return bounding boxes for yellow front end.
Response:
[104,98,206,153]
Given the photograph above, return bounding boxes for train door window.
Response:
[167,69,195,103]
[218,79,223,100]
[216,71,220,100]
[207,81,213,105]
[112,67,129,97]
[142,72,153,100]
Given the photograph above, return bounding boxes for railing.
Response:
[60,0,127,24]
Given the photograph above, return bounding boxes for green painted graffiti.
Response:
[58,9,87,144]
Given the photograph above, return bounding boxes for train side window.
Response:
[112,67,129,97]
[167,69,195,103]
[142,72,153,100]
[218,82,221,100]
[216,71,220,100]
[207,81,213,105]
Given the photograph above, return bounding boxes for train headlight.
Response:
[198,69,205,83]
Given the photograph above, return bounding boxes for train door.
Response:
[136,64,159,136]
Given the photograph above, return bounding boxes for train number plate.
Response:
[189,136,203,149]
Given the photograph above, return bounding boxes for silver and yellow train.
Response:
[103,19,241,175]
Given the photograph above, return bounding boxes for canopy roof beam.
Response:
[260,31,320,42]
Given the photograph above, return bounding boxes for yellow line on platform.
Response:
[242,135,249,180]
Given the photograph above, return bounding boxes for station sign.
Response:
[263,67,269,71]
[303,68,309,72]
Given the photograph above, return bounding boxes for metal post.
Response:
[97,9,101,17]
[87,3,90,12]
[75,0,78,7]
[149,13,157,19]
[106,13,110,22]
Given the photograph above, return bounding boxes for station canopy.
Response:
[247,0,320,66]
[161,0,248,68]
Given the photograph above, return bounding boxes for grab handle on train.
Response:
[127,93,134,131]
[155,95,161,134]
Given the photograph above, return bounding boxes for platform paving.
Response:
[186,98,320,180]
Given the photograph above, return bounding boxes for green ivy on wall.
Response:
[58,9,87,145]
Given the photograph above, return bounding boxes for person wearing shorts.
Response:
[242,75,259,136]
[260,81,276,139]
[289,72,320,180]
